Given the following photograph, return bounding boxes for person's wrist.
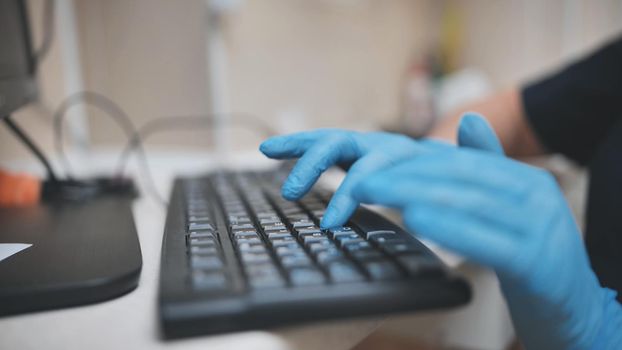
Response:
[587,288,622,350]
[498,263,612,349]
[569,278,611,349]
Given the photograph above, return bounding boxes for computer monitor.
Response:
[0,0,37,118]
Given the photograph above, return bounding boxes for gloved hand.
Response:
[351,114,622,349]
[259,129,431,228]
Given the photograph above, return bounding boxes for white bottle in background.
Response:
[401,58,436,137]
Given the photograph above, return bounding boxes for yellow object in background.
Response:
[439,2,464,74]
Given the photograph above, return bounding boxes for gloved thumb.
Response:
[457,112,505,155]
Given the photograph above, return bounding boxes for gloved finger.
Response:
[319,138,433,229]
[320,153,392,229]
[457,113,504,155]
[352,172,525,230]
[320,192,357,229]
[402,203,516,270]
[259,129,331,159]
[365,153,532,198]
[281,134,360,200]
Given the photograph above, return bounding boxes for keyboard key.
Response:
[190,246,219,256]
[231,223,255,231]
[190,245,219,254]
[228,210,248,218]
[274,242,303,252]
[327,262,365,283]
[307,240,335,253]
[350,249,384,261]
[188,203,210,211]
[263,224,287,232]
[232,227,255,234]
[187,231,215,239]
[256,211,278,219]
[296,228,322,237]
[328,226,354,238]
[228,216,252,225]
[266,227,290,234]
[382,242,421,255]
[234,230,259,239]
[187,210,210,218]
[369,233,402,244]
[238,244,266,254]
[192,271,227,291]
[335,235,364,247]
[237,242,264,252]
[188,216,211,222]
[298,231,325,240]
[270,236,297,244]
[281,255,313,269]
[262,221,285,228]
[273,242,301,252]
[241,252,272,264]
[315,249,345,265]
[249,273,286,289]
[188,222,214,231]
[268,231,292,239]
[287,214,309,221]
[245,264,284,287]
[292,221,315,229]
[226,205,245,213]
[191,256,223,270]
[259,217,282,225]
[333,232,359,241]
[303,235,330,245]
[236,237,262,245]
[343,241,372,252]
[364,261,403,281]
[288,267,326,286]
[397,255,442,277]
[365,230,396,240]
[189,237,216,247]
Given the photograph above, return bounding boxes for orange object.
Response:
[0,170,41,207]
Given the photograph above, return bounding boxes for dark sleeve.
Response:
[521,36,622,165]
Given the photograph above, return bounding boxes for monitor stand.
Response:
[0,194,142,316]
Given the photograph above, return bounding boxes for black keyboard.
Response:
[158,165,470,338]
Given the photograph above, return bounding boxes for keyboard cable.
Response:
[52,92,277,206]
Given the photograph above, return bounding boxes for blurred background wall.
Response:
[75,0,432,152]
[1,0,622,161]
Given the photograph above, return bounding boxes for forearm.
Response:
[428,88,546,157]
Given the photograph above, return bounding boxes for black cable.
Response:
[3,115,58,182]
[53,91,137,178]
[131,141,167,205]
[53,92,277,205]
[113,113,276,206]
[115,113,278,176]
[51,91,167,204]
[33,0,56,68]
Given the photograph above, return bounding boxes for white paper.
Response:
[0,243,32,262]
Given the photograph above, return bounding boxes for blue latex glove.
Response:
[259,129,430,228]
[351,114,622,349]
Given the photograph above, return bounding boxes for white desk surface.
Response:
[0,149,461,350]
